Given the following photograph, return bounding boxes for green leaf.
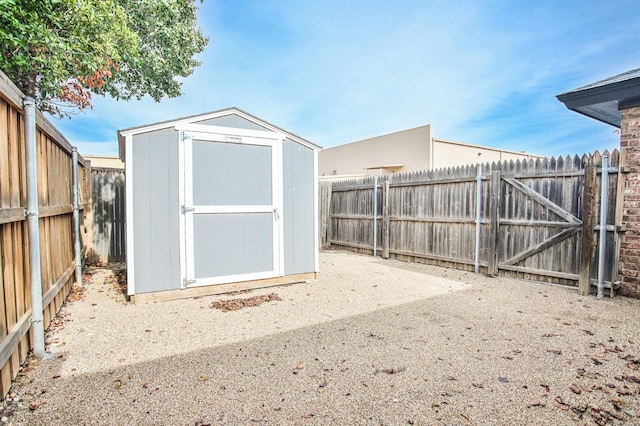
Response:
[0,0,208,115]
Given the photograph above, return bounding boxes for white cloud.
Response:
[51,0,640,158]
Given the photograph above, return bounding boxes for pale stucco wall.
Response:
[319,125,432,176]
[84,155,125,169]
[432,139,543,170]
[319,127,544,178]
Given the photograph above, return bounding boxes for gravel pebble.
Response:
[3,250,640,425]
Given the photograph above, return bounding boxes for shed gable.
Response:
[194,114,268,132]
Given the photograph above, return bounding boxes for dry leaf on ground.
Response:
[211,293,281,311]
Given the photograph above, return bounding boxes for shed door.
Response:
[181,129,282,287]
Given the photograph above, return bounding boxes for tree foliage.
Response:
[0,0,208,116]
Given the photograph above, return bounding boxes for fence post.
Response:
[24,96,45,359]
[382,179,390,259]
[474,164,482,273]
[373,176,378,256]
[72,148,82,287]
[325,183,333,246]
[597,154,610,299]
[579,162,597,296]
[488,170,500,276]
[611,150,627,296]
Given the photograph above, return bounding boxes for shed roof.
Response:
[556,68,640,128]
[117,107,321,161]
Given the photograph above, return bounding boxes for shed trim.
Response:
[176,123,285,141]
[118,107,321,161]
[275,137,285,276]
[125,134,136,296]
[178,131,187,289]
[180,127,285,289]
[176,125,285,147]
[313,150,320,272]
[131,272,315,303]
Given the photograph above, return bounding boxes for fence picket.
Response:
[0,70,88,397]
[320,151,620,288]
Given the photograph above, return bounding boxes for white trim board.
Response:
[178,131,187,290]
[118,107,321,162]
[313,149,320,273]
[176,123,284,141]
[125,135,136,296]
[181,129,283,289]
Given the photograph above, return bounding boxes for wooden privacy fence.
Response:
[320,151,625,294]
[87,168,125,264]
[0,72,90,396]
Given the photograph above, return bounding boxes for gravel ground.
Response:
[2,250,640,425]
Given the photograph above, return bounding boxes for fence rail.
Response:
[320,151,623,292]
[0,71,89,396]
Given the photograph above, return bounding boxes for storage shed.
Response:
[118,108,321,302]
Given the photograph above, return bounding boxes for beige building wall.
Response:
[319,125,432,177]
[319,126,544,179]
[432,139,543,170]
[83,155,124,169]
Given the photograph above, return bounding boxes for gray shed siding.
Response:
[283,138,315,274]
[195,115,268,131]
[192,141,272,205]
[125,110,317,296]
[132,128,181,293]
[191,138,275,278]
[193,213,274,278]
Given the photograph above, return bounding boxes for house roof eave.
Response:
[556,69,640,129]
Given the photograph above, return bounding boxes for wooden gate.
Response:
[321,151,624,294]
[487,152,623,293]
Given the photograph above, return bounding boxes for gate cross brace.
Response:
[502,227,580,266]
[503,177,581,224]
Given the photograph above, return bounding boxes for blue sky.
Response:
[51,0,640,158]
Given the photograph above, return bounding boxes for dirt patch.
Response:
[210,293,282,311]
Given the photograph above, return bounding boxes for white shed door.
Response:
[181,128,283,287]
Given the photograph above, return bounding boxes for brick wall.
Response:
[619,106,640,298]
